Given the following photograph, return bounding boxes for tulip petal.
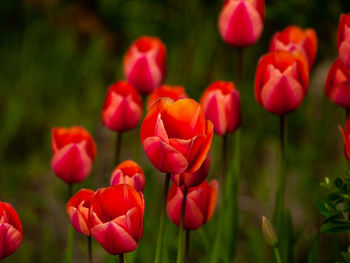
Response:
[67,207,90,236]
[143,137,188,173]
[0,223,22,260]
[91,221,137,255]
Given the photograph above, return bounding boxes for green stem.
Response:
[236,48,244,89]
[65,183,74,263]
[346,108,350,120]
[154,173,171,263]
[274,247,282,263]
[87,235,92,263]
[185,230,190,263]
[176,187,188,263]
[68,184,73,201]
[119,254,125,263]
[115,132,122,164]
[274,114,287,231]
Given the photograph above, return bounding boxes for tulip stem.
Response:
[154,173,171,263]
[176,186,188,263]
[185,230,190,263]
[346,108,350,120]
[118,254,125,263]
[274,247,282,263]
[65,184,74,263]
[274,114,287,231]
[236,48,244,89]
[115,132,123,164]
[68,184,73,201]
[87,235,92,263]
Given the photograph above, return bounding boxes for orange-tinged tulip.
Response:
[325,59,350,107]
[255,51,309,115]
[89,184,144,255]
[167,180,218,230]
[339,117,350,161]
[123,36,166,95]
[269,26,318,70]
[171,154,210,188]
[51,126,97,184]
[0,201,23,260]
[200,81,241,135]
[66,189,94,236]
[102,81,143,132]
[140,98,213,174]
[337,13,350,68]
[146,85,188,110]
[218,0,265,47]
[110,160,146,192]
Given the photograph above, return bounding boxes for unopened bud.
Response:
[262,216,279,247]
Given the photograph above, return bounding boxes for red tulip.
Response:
[171,154,210,188]
[66,189,94,236]
[337,13,350,68]
[146,85,188,110]
[339,117,350,161]
[123,36,166,95]
[269,26,318,70]
[200,81,241,135]
[89,184,144,255]
[102,81,143,132]
[255,51,309,115]
[0,201,23,260]
[140,98,214,174]
[110,160,146,192]
[218,0,265,47]
[325,59,350,108]
[167,180,218,230]
[51,126,97,184]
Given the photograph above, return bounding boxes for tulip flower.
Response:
[66,189,94,236]
[167,180,218,230]
[339,117,350,161]
[89,184,144,255]
[51,126,97,184]
[102,81,143,133]
[140,98,214,174]
[337,13,350,68]
[123,36,166,95]
[255,51,309,115]
[110,160,146,192]
[269,26,318,70]
[218,0,265,47]
[147,85,188,110]
[0,201,23,260]
[171,154,210,188]
[325,59,350,108]
[200,81,241,135]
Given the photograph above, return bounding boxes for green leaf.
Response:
[320,220,350,233]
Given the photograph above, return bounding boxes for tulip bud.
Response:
[110,160,146,192]
[171,154,210,187]
[269,26,318,70]
[0,201,23,260]
[262,216,279,247]
[146,85,188,111]
[102,81,143,132]
[51,126,97,184]
[200,81,241,135]
[167,180,218,230]
[255,51,309,115]
[339,118,350,161]
[218,0,265,47]
[123,36,166,95]
[66,189,94,236]
[89,184,144,255]
[337,13,350,68]
[325,59,350,108]
[140,98,213,174]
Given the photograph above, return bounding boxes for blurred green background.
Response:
[1,0,350,262]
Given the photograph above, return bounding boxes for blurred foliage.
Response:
[1,0,350,262]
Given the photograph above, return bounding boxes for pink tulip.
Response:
[66,189,94,236]
[0,201,23,260]
[337,13,350,68]
[218,0,265,47]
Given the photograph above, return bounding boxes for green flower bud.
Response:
[262,216,279,247]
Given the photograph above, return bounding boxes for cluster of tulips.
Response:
[1,0,350,261]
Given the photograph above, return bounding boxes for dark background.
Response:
[1,0,350,262]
